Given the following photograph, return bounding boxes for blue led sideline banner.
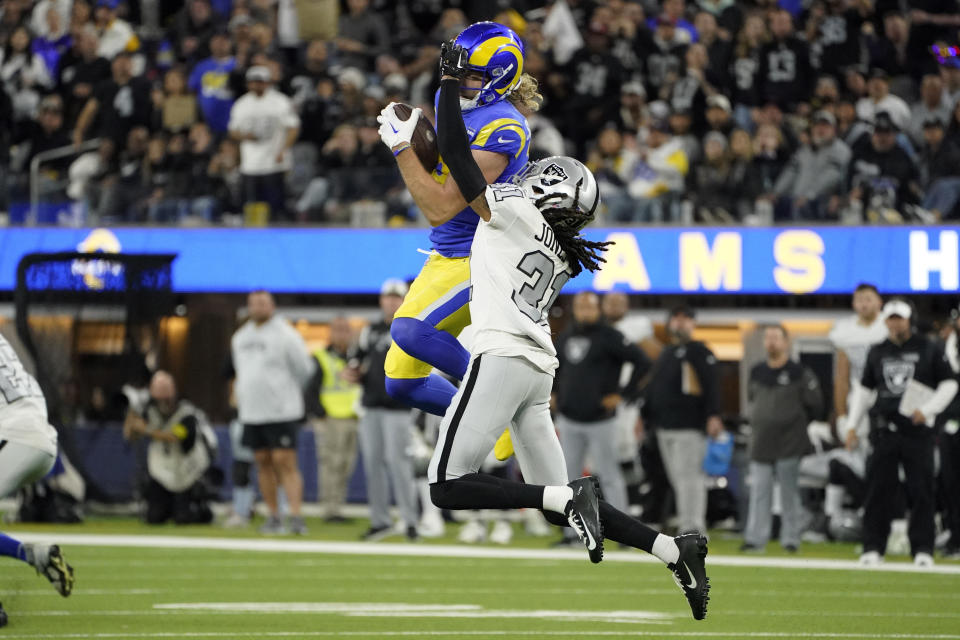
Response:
[0,226,957,295]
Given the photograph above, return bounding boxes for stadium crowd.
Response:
[2,0,960,225]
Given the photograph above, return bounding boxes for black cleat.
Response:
[669,533,710,620]
[565,476,604,564]
[26,543,75,597]
[0,601,7,627]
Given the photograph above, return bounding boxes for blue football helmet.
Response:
[453,22,525,109]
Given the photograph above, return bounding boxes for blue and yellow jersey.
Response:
[428,94,530,257]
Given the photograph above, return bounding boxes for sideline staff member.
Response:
[846,298,958,567]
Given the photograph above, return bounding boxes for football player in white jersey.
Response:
[377,43,711,621]
[0,335,75,626]
[823,283,886,523]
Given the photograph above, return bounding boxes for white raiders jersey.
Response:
[469,183,571,374]
[829,314,888,386]
[0,334,57,456]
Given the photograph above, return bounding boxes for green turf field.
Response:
[2,517,959,639]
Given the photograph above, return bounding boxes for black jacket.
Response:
[355,320,406,410]
[748,361,823,463]
[554,322,650,423]
[644,340,720,430]
[861,334,955,433]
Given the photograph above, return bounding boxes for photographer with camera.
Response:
[124,370,218,525]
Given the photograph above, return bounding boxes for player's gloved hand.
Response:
[377,102,422,149]
[439,41,469,79]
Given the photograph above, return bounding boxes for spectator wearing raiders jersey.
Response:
[554,291,651,516]
[742,325,824,553]
[643,305,723,535]
[355,279,419,542]
[846,298,959,567]
[562,21,625,157]
[806,0,869,80]
[72,51,153,147]
[758,9,812,111]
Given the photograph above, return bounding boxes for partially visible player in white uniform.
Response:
[377,43,711,621]
[825,283,887,524]
[0,335,75,627]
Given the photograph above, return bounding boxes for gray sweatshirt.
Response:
[773,137,851,200]
[231,315,315,424]
[747,360,824,463]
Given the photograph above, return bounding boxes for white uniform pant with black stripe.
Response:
[0,440,56,498]
[428,354,568,487]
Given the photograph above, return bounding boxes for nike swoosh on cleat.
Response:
[682,561,697,590]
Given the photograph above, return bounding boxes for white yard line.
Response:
[3,631,960,639]
[11,532,960,575]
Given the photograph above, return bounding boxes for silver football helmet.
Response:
[513,156,601,231]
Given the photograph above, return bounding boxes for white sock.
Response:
[824,484,844,518]
[542,486,574,513]
[652,534,680,565]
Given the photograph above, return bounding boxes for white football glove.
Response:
[377,102,422,149]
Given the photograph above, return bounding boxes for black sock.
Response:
[599,500,657,553]
[430,473,545,511]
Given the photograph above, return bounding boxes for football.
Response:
[392,103,439,173]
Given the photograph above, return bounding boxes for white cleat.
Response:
[458,519,487,544]
[858,551,883,566]
[913,552,934,568]
[489,520,513,545]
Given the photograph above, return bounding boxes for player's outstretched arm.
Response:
[436,43,491,221]
[380,107,504,225]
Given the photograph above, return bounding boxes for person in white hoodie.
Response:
[229,290,315,535]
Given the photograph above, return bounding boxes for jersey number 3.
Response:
[512,250,569,323]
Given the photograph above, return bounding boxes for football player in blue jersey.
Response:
[379,22,539,440]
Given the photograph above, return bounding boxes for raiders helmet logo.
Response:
[540,163,569,186]
[565,337,591,364]
[881,359,915,395]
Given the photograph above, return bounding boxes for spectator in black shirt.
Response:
[728,13,767,130]
[867,13,911,81]
[10,94,71,201]
[167,0,222,65]
[57,25,110,127]
[642,17,687,101]
[562,21,625,156]
[644,305,722,535]
[694,11,732,92]
[73,51,153,147]
[917,117,960,220]
[354,279,419,541]
[555,291,650,515]
[846,299,958,567]
[758,9,812,111]
[806,0,868,79]
[95,124,149,222]
[846,111,922,221]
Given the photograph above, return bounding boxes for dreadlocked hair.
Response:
[535,193,612,277]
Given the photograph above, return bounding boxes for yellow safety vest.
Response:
[315,348,360,419]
